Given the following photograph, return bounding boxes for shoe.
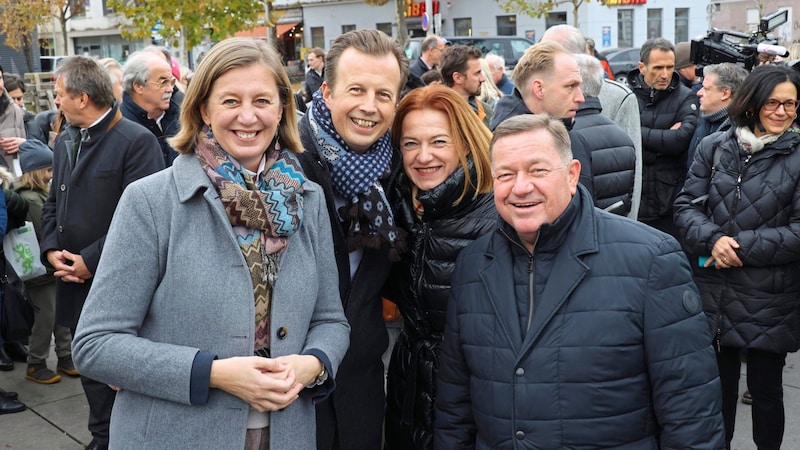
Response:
[0,390,19,400]
[0,394,25,414]
[85,438,109,450]
[4,342,28,362]
[0,348,13,371]
[25,364,61,384]
[57,356,79,377]
[742,390,753,405]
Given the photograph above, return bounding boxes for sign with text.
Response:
[606,0,646,5]
[406,0,440,17]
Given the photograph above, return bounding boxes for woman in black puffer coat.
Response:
[383,86,496,450]
[674,65,800,450]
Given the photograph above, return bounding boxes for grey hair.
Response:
[485,52,505,70]
[640,38,675,64]
[703,62,749,95]
[541,25,586,54]
[122,51,166,95]
[491,114,573,164]
[573,53,603,97]
[54,56,115,108]
[98,58,122,84]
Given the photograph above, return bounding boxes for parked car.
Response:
[404,36,535,72]
[600,47,641,85]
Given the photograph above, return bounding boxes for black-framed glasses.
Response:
[148,77,177,89]
[763,99,799,112]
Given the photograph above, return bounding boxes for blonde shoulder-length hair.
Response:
[169,37,302,155]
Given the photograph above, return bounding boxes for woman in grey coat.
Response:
[72,38,350,450]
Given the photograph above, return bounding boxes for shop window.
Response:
[496,15,516,36]
[454,18,472,36]
[675,8,689,43]
[545,12,566,29]
[311,27,325,49]
[647,9,662,39]
[377,22,392,37]
[618,9,633,48]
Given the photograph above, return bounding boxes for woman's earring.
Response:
[272,129,280,149]
[745,110,754,118]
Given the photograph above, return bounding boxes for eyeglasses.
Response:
[148,77,177,89]
[763,99,799,112]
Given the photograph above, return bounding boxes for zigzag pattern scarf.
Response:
[309,90,404,260]
[196,127,305,351]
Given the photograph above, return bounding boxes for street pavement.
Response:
[1,342,799,449]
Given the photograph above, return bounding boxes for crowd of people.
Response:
[0,25,798,450]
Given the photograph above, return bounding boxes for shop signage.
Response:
[406,0,440,18]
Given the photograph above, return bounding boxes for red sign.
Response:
[406,0,440,18]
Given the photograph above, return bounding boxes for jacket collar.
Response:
[576,96,602,116]
[480,186,599,354]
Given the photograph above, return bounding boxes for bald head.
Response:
[541,25,588,55]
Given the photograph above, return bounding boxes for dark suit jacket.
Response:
[40,105,164,327]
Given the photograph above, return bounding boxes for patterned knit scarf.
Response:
[308,90,404,260]
[736,126,780,154]
[195,127,306,351]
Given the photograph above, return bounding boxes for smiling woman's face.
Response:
[399,108,461,191]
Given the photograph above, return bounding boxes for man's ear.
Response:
[638,61,646,74]
[721,88,732,101]
[567,159,581,194]
[531,79,544,100]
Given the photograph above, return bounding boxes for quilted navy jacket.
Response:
[435,187,724,449]
[674,127,800,353]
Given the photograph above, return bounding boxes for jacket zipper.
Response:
[527,253,535,333]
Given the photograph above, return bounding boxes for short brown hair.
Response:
[440,45,482,88]
[308,47,325,61]
[325,29,409,95]
[491,114,573,164]
[169,38,301,155]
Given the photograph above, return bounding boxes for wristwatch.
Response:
[307,361,327,388]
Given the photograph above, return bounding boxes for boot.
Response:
[0,347,13,371]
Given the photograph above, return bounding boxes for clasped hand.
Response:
[46,250,92,283]
[210,355,322,412]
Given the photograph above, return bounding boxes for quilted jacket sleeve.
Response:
[434,255,477,449]
[641,86,699,157]
[673,133,725,255]
[644,237,725,449]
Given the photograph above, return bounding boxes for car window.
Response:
[626,49,640,62]
[510,39,532,60]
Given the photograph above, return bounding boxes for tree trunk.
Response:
[60,15,69,55]
[395,0,407,47]
[22,35,34,73]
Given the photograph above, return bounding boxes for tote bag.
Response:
[3,222,46,281]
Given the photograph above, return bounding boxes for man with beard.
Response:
[441,45,493,128]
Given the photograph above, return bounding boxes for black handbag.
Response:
[0,251,38,343]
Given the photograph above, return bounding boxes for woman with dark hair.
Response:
[71,37,350,449]
[383,85,496,450]
[674,64,800,450]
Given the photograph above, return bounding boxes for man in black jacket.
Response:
[120,50,180,167]
[435,114,725,449]
[40,56,164,450]
[296,29,408,450]
[626,37,698,237]
[409,35,445,79]
[572,53,636,216]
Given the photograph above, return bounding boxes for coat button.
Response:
[277,327,288,339]
[57,225,63,233]
[515,367,524,376]
[515,430,524,440]
[60,184,66,191]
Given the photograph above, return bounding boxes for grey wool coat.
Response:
[72,153,351,449]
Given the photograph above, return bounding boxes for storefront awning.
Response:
[277,22,301,37]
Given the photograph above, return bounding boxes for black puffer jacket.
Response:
[627,70,698,221]
[384,160,496,450]
[674,127,800,353]
[572,96,636,216]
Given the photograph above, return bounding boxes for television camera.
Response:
[690,9,789,73]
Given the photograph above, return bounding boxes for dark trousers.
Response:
[717,346,786,450]
[72,327,116,444]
